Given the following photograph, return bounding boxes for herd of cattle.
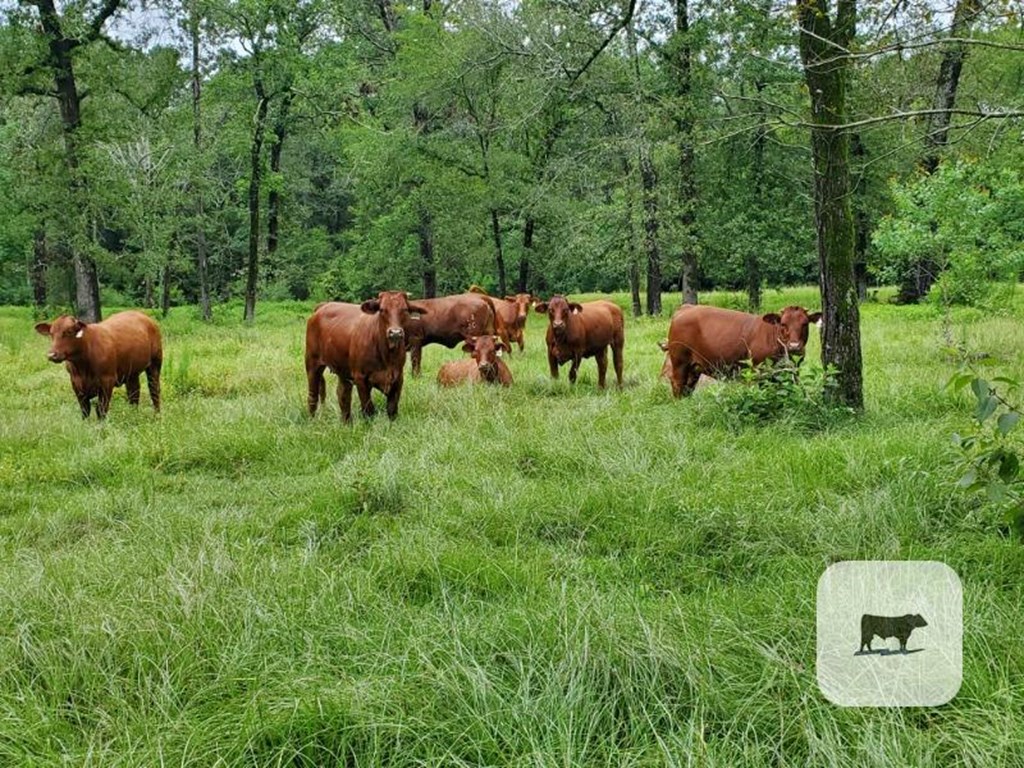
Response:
[34,287,822,421]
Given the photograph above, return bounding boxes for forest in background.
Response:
[0,0,1022,321]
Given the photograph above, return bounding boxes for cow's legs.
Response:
[516,329,524,352]
[595,347,608,389]
[385,378,403,421]
[337,379,354,422]
[126,374,141,406]
[355,377,376,418]
[568,355,581,384]
[147,354,162,412]
[410,342,423,377]
[96,383,113,420]
[548,351,559,379]
[307,362,326,416]
[74,387,91,419]
[612,340,624,388]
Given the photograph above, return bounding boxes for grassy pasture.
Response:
[0,288,1022,766]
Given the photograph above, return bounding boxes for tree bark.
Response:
[851,132,869,301]
[418,206,437,298]
[490,208,507,296]
[267,90,294,266]
[31,0,113,322]
[190,0,211,322]
[625,158,642,318]
[518,216,533,293]
[672,0,698,306]
[161,264,172,317]
[639,144,662,316]
[244,92,269,324]
[797,0,863,409]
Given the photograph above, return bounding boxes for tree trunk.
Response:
[519,216,533,293]
[267,90,294,265]
[244,93,269,324]
[191,0,211,322]
[625,158,642,318]
[673,0,698,306]
[31,229,48,309]
[419,206,437,298]
[144,276,154,308]
[851,132,869,301]
[639,144,662,316]
[490,208,507,296]
[161,263,172,317]
[797,0,863,409]
[747,86,768,310]
[897,0,980,303]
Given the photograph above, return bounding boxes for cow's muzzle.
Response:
[478,362,496,377]
[46,352,64,363]
[387,327,404,344]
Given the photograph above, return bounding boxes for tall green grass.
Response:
[0,289,1022,766]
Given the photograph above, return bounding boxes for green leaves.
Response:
[951,367,1024,538]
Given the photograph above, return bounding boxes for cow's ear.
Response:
[461,337,477,353]
[657,340,668,352]
[808,311,823,326]
[495,339,510,354]
[534,302,548,314]
[504,295,517,302]
[762,312,781,325]
[569,303,583,314]
[407,302,429,316]
[361,299,381,314]
[35,322,51,336]
[73,320,86,338]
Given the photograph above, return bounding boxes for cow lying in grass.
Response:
[437,335,513,387]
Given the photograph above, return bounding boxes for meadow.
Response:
[0,287,1022,767]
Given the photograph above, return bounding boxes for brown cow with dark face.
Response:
[437,335,513,387]
[35,310,162,420]
[305,291,428,421]
[469,286,536,352]
[405,293,498,376]
[534,296,625,388]
[663,304,822,397]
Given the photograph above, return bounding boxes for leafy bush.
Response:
[950,371,1024,537]
[872,160,1024,307]
[706,357,853,432]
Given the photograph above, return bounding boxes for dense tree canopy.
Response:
[1,0,1022,328]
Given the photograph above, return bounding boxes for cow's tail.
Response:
[468,284,490,297]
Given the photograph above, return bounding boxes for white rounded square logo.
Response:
[816,561,962,707]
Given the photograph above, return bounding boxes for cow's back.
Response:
[98,311,162,379]
[580,300,624,350]
[306,302,370,377]
[669,305,763,368]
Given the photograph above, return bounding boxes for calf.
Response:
[663,304,821,397]
[406,293,498,376]
[469,286,536,352]
[35,311,162,420]
[534,296,624,388]
[305,291,428,421]
[437,335,513,387]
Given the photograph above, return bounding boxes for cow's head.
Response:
[534,295,581,340]
[361,291,429,350]
[461,335,508,381]
[910,614,928,628]
[761,306,822,356]
[35,315,87,363]
[504,293,537,323]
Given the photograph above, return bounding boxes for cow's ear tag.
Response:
[496,349,503,357]
[815,318,823,329]
[75,329,85,339]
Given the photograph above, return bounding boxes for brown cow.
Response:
[469,286,536,352]
[406,293,498,376]
[305,291,429,421]
[663,304,822,397]
[437,335,513,387]
[35,310,162,420]
[534,296,624,388]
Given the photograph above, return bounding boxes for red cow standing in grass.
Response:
[469,286,537,353]
[35,311,162,420]
[305,291,429,421]
[534,296,625,388]
[662,304,822,397]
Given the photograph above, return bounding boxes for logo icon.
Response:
[817,561,962,706]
